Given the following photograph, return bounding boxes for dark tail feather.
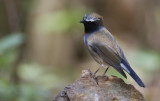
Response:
[121,60,145,87]
[113,66,127,79]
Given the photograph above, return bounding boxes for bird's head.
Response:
[80,13,104,33]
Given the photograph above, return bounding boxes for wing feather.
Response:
[89,42,127,78]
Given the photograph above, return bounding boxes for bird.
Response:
[80,12,145,87]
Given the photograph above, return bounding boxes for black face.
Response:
[80,18,103,33]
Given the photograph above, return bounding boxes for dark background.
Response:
[0,0,160,101]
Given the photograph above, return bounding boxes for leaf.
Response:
[0,33,24,54]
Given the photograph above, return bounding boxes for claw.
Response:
[88,69,100,85]
[92,76,99,85]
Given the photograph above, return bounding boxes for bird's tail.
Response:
[120,60,145,87]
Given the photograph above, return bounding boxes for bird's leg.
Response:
[90,67,101,85]
[103,67,109,76]
[94,67,101,75]
[91,67,101,78]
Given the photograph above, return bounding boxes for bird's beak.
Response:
[80,20,84,23]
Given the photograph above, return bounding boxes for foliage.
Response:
[34,8,84,34]
[0,33,24,54]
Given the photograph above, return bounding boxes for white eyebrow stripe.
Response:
[85,18,95,22]
[85,18,100,22]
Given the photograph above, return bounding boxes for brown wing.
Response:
[89,42,127,78]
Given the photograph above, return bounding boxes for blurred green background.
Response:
[0,0,160,101]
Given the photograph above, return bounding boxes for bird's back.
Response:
[86,27,122,58]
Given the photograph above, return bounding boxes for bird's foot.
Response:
[88,69,99,85]
[91,72,96,78]
[88,69,96,78]
[91,76,99,85]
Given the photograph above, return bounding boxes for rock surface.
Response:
[53,69,145,101]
